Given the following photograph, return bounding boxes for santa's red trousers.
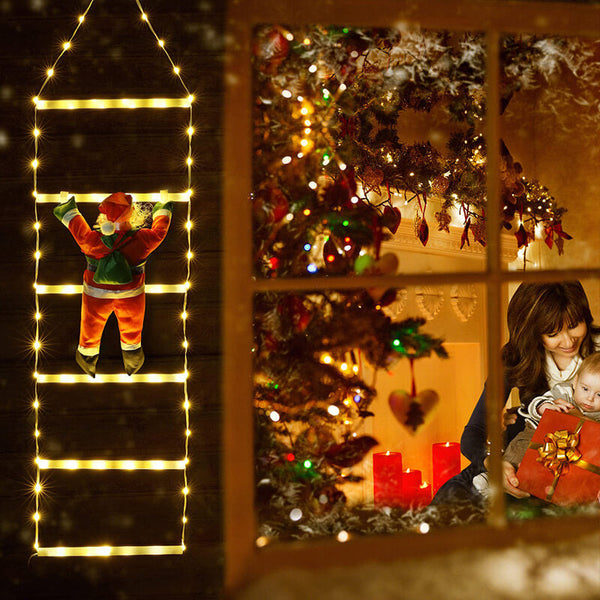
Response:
[79,292,145,352]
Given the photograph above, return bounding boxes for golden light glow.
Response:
[63,41,71,50]
[36,372,187,384]
[46,68,54,77]
[33,221,41,230]
[34,283,188,295]
[31,159,39,169]
[33,128,41,137]
[158,39,165,47]
[37,545,184,557]
[173,66,180,75]
[34,191,190,203]
[36,459,186,470]
[185,220,193,230]
[34,97,192,110]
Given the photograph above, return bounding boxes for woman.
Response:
[432,280,600,505]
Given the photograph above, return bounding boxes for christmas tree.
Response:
[251,26,587,538]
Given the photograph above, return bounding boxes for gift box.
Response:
[516,410,600,506]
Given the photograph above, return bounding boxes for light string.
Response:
[31,0,193,556]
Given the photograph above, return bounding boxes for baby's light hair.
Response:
[578,351,600,378]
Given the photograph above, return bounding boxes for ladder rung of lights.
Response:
[31,0,193,558]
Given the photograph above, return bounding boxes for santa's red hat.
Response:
[98,192,132,234]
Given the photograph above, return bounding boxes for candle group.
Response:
[373,442,461,509]
[372,453,431,509]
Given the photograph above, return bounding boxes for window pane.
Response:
[503,278,600,522]
[500,35,600,271]
[252,25,493,278]
[253,284,488,542]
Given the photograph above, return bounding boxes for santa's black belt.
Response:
[86,262,145,275]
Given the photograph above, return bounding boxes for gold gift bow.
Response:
[529,419,600,501]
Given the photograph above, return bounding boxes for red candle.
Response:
[373,451,403,507]
[400,468,422,508]
[432,442,461,494]
[414,481,432,508]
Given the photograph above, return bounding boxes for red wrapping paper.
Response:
[516,410,600,506]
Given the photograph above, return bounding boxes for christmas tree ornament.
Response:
[54,193,173,377]
[252,27,290,73]
[430,174,449,195]
[382,205,402,234]
[388,388,440,434]
[435,209,452,233]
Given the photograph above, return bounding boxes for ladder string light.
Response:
[32,0,193,557]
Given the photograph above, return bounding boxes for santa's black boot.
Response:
[122,347,145,375]
[76,350,99,378]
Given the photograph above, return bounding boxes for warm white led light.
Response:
[34,98,191,110]
[36,545,184,557]
[32,0,193,555]
[35,283,188,295]
[36,372,187,384]
[34,192,190,203]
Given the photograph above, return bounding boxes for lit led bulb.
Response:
[63,41,71,50]
[46,68,54,77]
[173,66,181,75]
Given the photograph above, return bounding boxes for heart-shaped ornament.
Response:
[388,389,440,435]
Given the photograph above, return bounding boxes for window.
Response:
[224,0,600,592]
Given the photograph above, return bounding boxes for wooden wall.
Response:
[0,2,223,598]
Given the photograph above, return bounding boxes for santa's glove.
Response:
[152,200,174,219]
[53,196,80,226]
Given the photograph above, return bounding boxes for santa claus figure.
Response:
[53,192,173,377]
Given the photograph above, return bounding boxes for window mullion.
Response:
[484,29,506,528]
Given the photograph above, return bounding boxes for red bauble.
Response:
[253,28,290,72]
[253,187,289,225]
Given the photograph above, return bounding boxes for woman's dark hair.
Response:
[502,281,600,405]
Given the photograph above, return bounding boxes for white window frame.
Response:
[223,0,600,592]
